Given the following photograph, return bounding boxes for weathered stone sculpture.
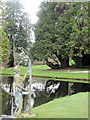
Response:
[14,65,28,116]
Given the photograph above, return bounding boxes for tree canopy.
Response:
[32,2,89,68]
[0,0,10,65]
[0,29,10,64]
[1,0,32,67]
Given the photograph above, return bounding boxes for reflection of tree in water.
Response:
[1,89,11,115]
[33,80,69,107]
[0,77,13,115]
[45,80,68,98]
[45,80,90,98]
[33,91,53,107]
[8,77,13,92]
[1,76,90,115]
[71,83,90,94]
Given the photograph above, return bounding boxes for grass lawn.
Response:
[0,65,89,118]
[0,65,89,83]
[19,92,89,118]
[31,92,88,118]
[32,65,89,79]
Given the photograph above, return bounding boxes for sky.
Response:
[20,0,44,42]
[20,0,43,24]
[2,0,43,23]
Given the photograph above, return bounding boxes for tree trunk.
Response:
[8,35,14,67]
[46,60,60,69]
[56,54,69,68]
[8,54,14,67]
[60,57,69,68]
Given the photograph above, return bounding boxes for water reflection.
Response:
[0,76,54,115]
[0,77,13,115]
[0,76,90,115]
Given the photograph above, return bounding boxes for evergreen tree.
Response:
[32,2,89,68]
[70,2,89,67]
[32,2,71,68]
[0,0,10,66]
[2,0,32,67]
[0,29,10,64]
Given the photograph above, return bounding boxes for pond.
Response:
[0,76,90,116]
[0,76,56,115]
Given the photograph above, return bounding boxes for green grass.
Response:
[32,92,88,118]
[0,67,14,75]
[0,66,89,118]
[0,65,89,83]
[32,65,89,79]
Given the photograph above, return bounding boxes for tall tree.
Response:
[0,29,10,65]
[32,2,89,68]
[15,13,31,51]
[70,2,89,67]
[0,0,10,66]
[32,2,71,68]
[2,0,32,67]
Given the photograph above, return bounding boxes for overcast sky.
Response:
[21,0,43,24]
[20,0,44,42]
[2,0,44,42]
[2,0,43,24]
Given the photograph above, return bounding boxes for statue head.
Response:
[14,65,20,74]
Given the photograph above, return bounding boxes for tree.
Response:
[70,2,89,67]
[54,3,72,68]
[32,2,89,68]
[32,2,72,68]
[1,0,32,67]
[15,12,32,51]
[0,0,10,66]
[0,29,10,65]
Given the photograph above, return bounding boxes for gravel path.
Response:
[70,71,90,73]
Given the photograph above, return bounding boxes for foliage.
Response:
[69,58,75,66]
[1,0,32,67]
[15,13,32,52]
[32,2,89,68]
[31,2,73,68]
[0,29,10,63]
[32,2,60,60]
[70,3,89,57]
[0,0,10,65]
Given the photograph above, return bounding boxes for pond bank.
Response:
[25,92,88,118]
[0,73,89,84]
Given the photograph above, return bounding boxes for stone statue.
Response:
[13,65,28,116]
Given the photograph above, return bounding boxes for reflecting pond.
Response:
[0,76,90,116]
[0,76,57,115]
